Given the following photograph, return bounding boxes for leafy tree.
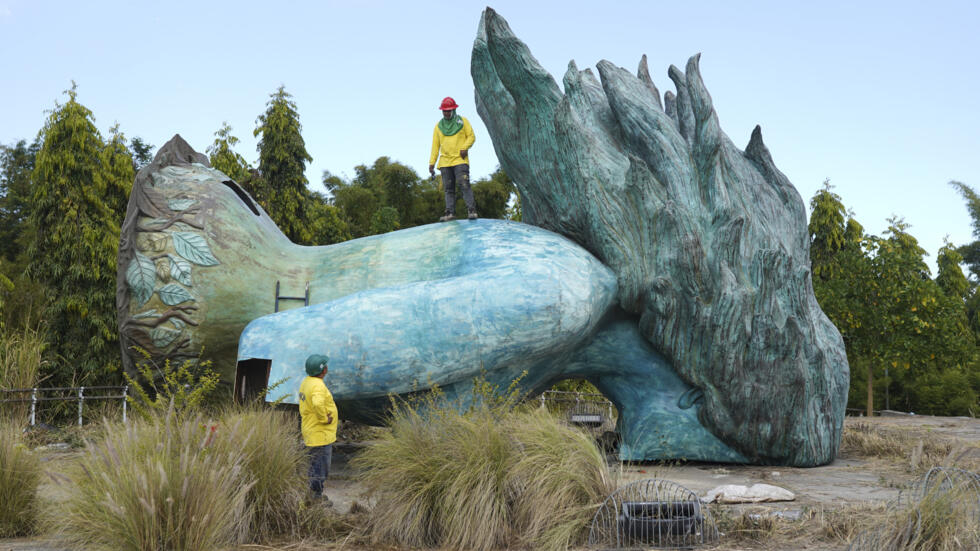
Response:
[463,167,512,220]
[332,185,380,238]
[306,191,352,245]
[808,183,875,413]
[328,160,516,238]
[25,85,131,385]
[353,158,417,218]
[346,157,429,229]
[254,86,314,243]
[369,206,400,235]
[863,220,974,414]
[810,186,978,416]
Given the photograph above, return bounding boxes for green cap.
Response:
[305,354,329,376]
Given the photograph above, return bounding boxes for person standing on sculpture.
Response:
[299,353,338,505]
[429,97,477,221]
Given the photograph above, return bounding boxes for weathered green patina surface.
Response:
[471,8,849,465]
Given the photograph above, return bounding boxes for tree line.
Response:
[0,85,515,390]
[809,182,980,416]
[0,84,977,417]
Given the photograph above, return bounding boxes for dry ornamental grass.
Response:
[0,423,40,537]
[352,391,614,551]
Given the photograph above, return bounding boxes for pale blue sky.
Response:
[1,0,978,271]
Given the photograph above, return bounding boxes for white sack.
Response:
[701,483,795,503]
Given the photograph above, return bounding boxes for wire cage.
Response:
[588,478,718,550]
[847,467,980,550]
[537,390,617,435]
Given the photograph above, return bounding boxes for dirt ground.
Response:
[3,413,977,551]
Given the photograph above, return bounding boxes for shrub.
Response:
[122,349,220,420]
[0,424,40,537]
[353,385,614,551]
[54,413,252,551]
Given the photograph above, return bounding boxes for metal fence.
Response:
[0,386,128,426]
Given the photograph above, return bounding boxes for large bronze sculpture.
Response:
[116,9,848,466]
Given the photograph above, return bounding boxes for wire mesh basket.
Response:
[588,478,718,550]
[537,390,617,435]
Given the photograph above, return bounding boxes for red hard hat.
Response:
[439,97,459,110]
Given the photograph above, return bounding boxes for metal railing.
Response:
[0,386,128,426]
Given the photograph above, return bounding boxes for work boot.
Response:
[439,211,455,222]
[467,210,478,220]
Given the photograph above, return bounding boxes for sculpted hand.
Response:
[429,164,435,177]
[460,149,468,160]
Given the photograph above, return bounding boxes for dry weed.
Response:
[840,421,978,472]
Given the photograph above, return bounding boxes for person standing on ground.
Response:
[429,96,478,221]
[298,353,338,506]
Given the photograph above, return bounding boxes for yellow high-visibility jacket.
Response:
[430,117,476,169]
[298,376,338,447]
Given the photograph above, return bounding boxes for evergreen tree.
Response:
[103,125,136,223]
[26,85,130,385]
[128,136,155,172]
[950,180,980,279]
[254,86,314,243]
[207,122,253,185]
[936,240,971,299]
[0,139,40,262]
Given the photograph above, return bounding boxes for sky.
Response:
[1,0,978,273]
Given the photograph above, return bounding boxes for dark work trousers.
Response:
[441,163,475,213]
[307,444,332,497]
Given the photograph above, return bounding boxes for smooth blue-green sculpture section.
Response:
[471,8,849,465]
[239,219,746,463]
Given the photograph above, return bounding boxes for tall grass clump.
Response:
[53,403,313,549]
[53,413,252,551]
[213,406,308,540]
[855,485,980,550]
[0,325,46,421]
[0,424,40,537]
[353,380,614,551]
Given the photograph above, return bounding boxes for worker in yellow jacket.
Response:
[299,353,338,505]
[429,96,477,221]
